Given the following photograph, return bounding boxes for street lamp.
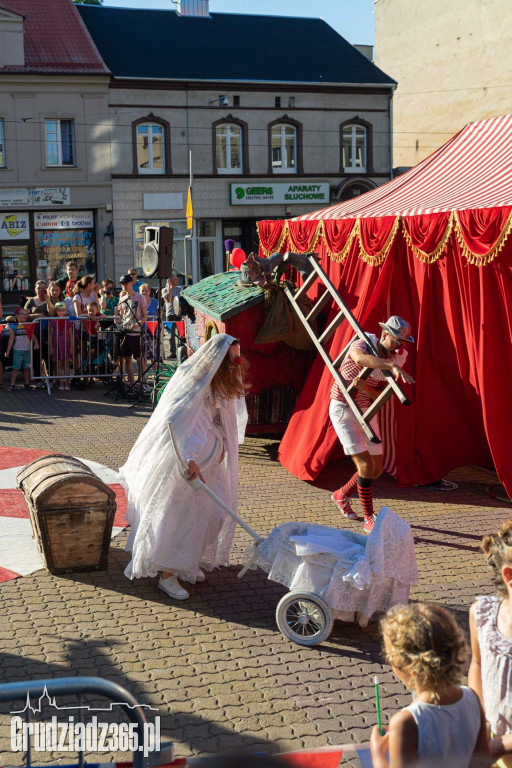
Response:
[208,95,229,107]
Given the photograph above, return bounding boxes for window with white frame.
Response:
[271,123,297,173]
[45,119,75,166]
[0,119,5,167]
[136,123,165,174]
[216,123,242,174]
[342,124,367,172]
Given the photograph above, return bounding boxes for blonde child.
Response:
[371,603,488,768]
[469,520,512,767]
[6,309,39,391]
[50,302,73,390]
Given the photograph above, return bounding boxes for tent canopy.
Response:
[258,115,512,498]
[297,113,512,219]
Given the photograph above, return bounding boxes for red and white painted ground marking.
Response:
[0,448,127,583]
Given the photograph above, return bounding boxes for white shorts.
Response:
[329,398,383,456]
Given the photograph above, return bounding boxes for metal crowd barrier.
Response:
[28,315,162,395]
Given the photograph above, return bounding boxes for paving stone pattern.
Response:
[0,387,510,765]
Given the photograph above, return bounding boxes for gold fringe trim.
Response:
[401,212,454,263]
[257,219,289,256]
[453,209,512,266]
[327,219,360,262]
[358,216,401,266]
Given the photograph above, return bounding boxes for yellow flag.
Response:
[186,186,193,230]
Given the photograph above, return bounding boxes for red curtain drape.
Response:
[358,216,397,259]
[258,220,287,254]
[287,221,321,252]
[279,222,512,498]
[456,206,512,256]
[323,220,356,256]
[402,212,452,258]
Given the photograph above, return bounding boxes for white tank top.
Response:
[404,686,481,768]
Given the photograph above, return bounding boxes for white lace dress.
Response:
[474,594,512,737]
[119,333,247,584]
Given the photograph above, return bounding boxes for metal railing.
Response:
[25,315,163,395]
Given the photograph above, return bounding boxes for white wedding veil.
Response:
[119,333,247,579]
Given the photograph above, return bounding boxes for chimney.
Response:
[176,0,210,17]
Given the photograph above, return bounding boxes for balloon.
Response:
[230,248,246,269]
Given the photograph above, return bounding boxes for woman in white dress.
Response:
[119,333,248,600]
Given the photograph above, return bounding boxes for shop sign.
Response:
[0,212,30,240]
[229,182,330,206]
[34,211,94,230]
[0,188,70,208]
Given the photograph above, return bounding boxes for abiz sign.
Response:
[229,182,330,206]
[0,213,30,240]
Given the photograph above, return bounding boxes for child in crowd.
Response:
[50,302,73,391]
[84,301,102,385]
[469,520,512,767]
[5,309,39,391]
[370,602,488,768]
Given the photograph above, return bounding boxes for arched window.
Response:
[271,123,297,173]
[340,119,372,174]
[132,115,171,175]
[216,123,242,173]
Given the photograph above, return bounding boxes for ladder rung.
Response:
[293,270,318,303]
[332,334,358,369]
[318,311,345,345]
[306,290,331,323]
[362,386,394,423]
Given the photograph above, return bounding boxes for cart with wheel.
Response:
[168,422,418,646]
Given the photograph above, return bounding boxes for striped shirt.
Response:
[331,333,408,412]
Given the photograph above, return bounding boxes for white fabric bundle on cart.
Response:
[250,507,418,625]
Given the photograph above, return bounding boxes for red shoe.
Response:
[331,490,359,520]
[363,514,378,534]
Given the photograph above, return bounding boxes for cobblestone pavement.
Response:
[0,386,510,765]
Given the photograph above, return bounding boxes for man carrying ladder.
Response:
[330,316,415,533]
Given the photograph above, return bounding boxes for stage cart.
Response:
[169,423,418,647]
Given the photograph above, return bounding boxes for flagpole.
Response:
[184,150,194,286]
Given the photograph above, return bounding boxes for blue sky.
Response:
[102,0,375,45]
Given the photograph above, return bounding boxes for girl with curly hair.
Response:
[469,520,512,767]
[371,603,488,768]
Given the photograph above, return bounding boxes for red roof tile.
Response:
[0,0,109,74]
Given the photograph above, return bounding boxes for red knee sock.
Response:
[337,471,358,499]
[357,476,374,519]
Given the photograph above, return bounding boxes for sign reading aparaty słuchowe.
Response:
[229,182,330,206]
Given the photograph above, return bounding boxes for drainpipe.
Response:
[389,85,396,180]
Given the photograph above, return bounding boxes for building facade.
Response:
[79,1,396,284]
[0,0,111,307]
[374,0,512,169]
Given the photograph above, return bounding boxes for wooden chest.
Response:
[17,454,117,575]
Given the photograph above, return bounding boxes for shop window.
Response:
[0,119,5,167]
[341,122,369,173]
[45,119,75,166]
[215,123,242,174]
[34,212,96,284]
[136,123,165,174]
[271,123,297,173]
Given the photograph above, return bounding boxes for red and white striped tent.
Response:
[258,114,512,496]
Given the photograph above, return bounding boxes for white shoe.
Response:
[196,569,206,582]
[158,575,189,600]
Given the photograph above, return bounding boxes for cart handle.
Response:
[168,421,263,544]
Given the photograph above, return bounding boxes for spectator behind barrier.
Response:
[98,279,119,317]
[6,308,40,391]
[50,301,73,391]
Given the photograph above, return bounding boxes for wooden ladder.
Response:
[282,253,410,443]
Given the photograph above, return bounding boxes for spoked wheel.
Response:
[275,592,334,646]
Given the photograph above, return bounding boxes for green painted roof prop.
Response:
[181,271,264,322]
